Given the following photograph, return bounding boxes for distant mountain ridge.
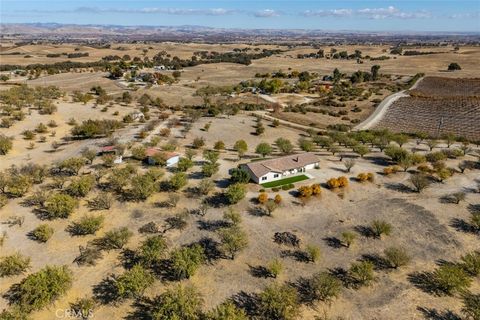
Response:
[1,23,479,43]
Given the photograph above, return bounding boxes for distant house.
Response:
[130,111,144,121]
[145,148,180,167]
[241,153,319,184]
[154,65,166,70]
[98,145,116,154]
[98,145,123,164]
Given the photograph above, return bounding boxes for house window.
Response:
[261,177,267,181]
[274,174,279,178]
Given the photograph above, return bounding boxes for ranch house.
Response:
[241,153,319,184]
[145,148,180,167]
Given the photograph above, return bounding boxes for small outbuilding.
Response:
[145,148,180,167]
[97,145,123,164]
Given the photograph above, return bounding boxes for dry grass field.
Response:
[1,107,480,319]
[0,41,479,320]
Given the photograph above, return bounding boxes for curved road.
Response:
[353,77,424,131]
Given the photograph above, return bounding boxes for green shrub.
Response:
[384,247,410,269]
[0,253,31,277]
[266,259,283,278]
[207,300,247,320]
[137,235,168,267]
[460,251,480,277]
[258,283,299,320]
[306,271,342,303]
[115,264,154,299]
[350,261,375,287]
[44,193,78,219]
[95,227,132,250]
[433,264,472,295]
[30,224,54,243]
[66,175,95,198]
[68,215,104,236]
[304,244,321,263]
[70,297,96,320]
[225,183,246,204]
[0,134,13,155]
[149,285,204,320]
[370,220,392,239]
[7,265,72,313]
[170,244,205,280]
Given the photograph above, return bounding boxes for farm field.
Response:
[0,28,480,320]
[374,77,480,140]
[1,95,479,319]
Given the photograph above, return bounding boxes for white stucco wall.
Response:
[258,171,283,184]
[257,162,319,184]
[166,155,180,167]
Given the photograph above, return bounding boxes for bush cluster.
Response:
[326,177,349,189]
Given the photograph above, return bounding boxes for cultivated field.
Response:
[0,40,479,320]
[375,77,480,140]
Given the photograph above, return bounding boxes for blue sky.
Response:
[1,1,479,32]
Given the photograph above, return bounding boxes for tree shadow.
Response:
[280,249,310,263]
[328,267,353,288]
[215,178,231,189]
[248,206,267,217]
[329,166,347,173]
[291,276,315,304]
[194,237,223,262]
[323,237,343,249]
[468,204,480,214]
[197,219,229,231]
[439,195,458,204]
[450,218,477,235]
[417,306,462,320]
[205,192,229,208]
[231,291,259,317]
[119,248,140,270]
[126,296,157,320]
[92,276,119,305]
[354,225,375,238]
[187,171,204,180]
[31,208,54,221]
[248,264,271,278]
[384,182,415,194]
[2,283,21,306]
[369,157,390,166]
[407,271,445,296]
[273,231,300,247]
[361,253,391,270]
[138,222,160,234]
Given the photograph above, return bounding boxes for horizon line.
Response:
[2,22,480,35]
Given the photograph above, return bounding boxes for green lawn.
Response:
[261,174,309,188]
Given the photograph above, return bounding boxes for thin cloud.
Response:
[357,6,431,19]
[35,7,238,16]
[254,9,281,18]
[448,12,480,19]
[302,6,431,19]
[303,9,353,17]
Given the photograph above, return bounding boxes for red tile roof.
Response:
[145,148,179,159]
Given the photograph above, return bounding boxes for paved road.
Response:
[353,77,424,131]
[353,91,409,131]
